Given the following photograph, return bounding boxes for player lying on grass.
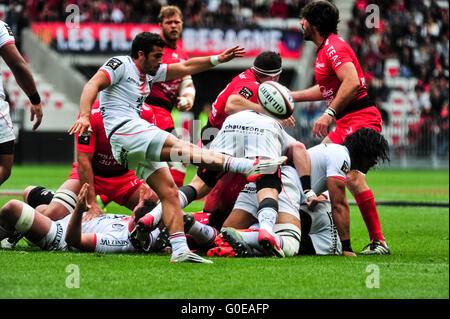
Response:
[0,183,209,256]
[206,128,389,257]
[1,99,161,248]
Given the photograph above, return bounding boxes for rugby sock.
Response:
[223,156,253,173]
[239,229,259,248]
[178,185,197,208]
[169,232,190,256]
[145,228,161,251]
[355,190,385,243]
[142,186,197,228]
[257,198,278,234]
[186,222,218,246]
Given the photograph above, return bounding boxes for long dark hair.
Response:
[343,128,390,171]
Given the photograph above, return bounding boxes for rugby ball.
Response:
[257,81,294,119]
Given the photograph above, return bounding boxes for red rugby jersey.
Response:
[315,33,368,107]
[146,42,189,111]
[77,100,128,177]
[208,69,261,129]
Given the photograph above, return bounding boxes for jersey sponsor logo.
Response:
[319,85,334,98]
[238,87,253,99]
[4,24,13,36]
[50,223,64,250]
[111,223,125,230]
[315,62,325,69]
[78,132,91,145]
[340,160,350,174]
[345,127,353,135]
[126,76,140,85]
[106,58,123,70]
[100,239,129,246]
[223,124,265,135]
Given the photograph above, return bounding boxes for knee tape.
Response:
[255,172,282,193]
[257,198,278,212]
[274,223,301,257]
[27,186,55,208]
[15,204,35,233]
[51,190,78,213]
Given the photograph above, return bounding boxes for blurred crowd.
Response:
[348,0,449,156]
[1,0,448,156]
[2,0,307,27]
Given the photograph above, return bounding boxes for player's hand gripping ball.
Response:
[257,81,294,119]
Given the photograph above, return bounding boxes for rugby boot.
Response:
[170,251,213,263]
[246,156,287,182]
[258,229,285,258]
[220,227,253,257]
[360,239,391,255]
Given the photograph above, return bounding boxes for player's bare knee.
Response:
[0,200,26,226]
[346,171,369,194]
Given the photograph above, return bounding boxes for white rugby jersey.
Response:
[0,20,15,99]
[307,143,351,195]
[209,110,296,159]
[82,213,136,253]
[98,55,168,136]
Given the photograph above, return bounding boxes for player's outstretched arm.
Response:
[225,94,265,115]
[68,71,110,136]
[77,151,104,222]
[0,43,42,130]
[166,46,246,81]
[312,63,360,138]
[290,84,322,103]
[65,183,96,252]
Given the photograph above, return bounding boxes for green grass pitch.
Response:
[0,165,448,299]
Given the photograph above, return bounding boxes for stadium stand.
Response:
[348,0,449,161]
[0,0,448,167]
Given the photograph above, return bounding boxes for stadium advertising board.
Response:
[31,23,302,59]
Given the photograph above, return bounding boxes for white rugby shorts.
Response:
[299,200,342,255]
[109,118,169,180]
[37,214,70,251]
[233,173,301,220]
[0,99,15,144]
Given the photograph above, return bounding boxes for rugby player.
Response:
[0,19,43,186]
[68,32,284,263]
[144,6,196,187]
[136,107,310,257]
[0,183,175,254]
[199,51,296,230]
[291,1,390,254]
[208,128,390,258]
[23,100,159,222]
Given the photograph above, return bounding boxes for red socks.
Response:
[354,190,385,243]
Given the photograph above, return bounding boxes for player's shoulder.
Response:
[103,56,128,70]
[326,34,350,50]
[0,20,14,38]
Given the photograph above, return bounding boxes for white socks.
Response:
[187,222,217,246]
[223,156,253,173]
